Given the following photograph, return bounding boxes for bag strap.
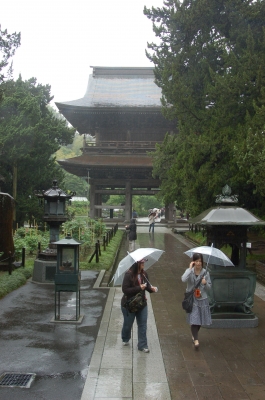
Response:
[193,272,206,289]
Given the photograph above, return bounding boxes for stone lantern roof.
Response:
[34,180,75,200]
[190,185,265,226]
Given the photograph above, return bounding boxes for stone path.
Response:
[82,227,265,400]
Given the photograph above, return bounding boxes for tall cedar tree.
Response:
[144,0,265,216]
[0,77,75,225]
[0,26,21,104]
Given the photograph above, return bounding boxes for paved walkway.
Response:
[1,227,265,399]
[82,227,265,400]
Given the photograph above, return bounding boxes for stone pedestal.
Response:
[32,259,56,283]
[207,267,258,327]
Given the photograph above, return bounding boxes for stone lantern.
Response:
[32,180,75,283]
[190,184,265,328]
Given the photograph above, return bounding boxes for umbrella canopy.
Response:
[111,247,164,286]
[184,245,234,267]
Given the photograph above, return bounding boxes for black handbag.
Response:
[182,290,194,313]
[182,275,204,313]
[124,292,147,313]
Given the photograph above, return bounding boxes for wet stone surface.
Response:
[0,270,108,400]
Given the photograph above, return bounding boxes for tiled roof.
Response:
[56,67,161,108]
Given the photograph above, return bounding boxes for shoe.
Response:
[194,340,199,349]
[139,348,150,353]
[122,342,129,346]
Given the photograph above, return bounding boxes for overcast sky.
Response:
[2,0,164,106]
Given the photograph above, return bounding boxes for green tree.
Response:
[144,0,265,215]
[0,77,75,225]
[55,134,88,196]
[0,26,21,83]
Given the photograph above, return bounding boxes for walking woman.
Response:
[181,253,212,348]
[121,259,157,353]
[128,218,137,252]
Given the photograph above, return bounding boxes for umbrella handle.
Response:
[143,274,154,288]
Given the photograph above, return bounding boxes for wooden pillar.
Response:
[95,193,101,218]
[89,182,95,219]
[125,181,132,222]
[97,194,102,218]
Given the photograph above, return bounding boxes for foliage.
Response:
[13,228,50,258]
[81,230,123,270]
[67,200,89,218]
[63,217,106,259]
[144,0,265,215]
[184,230,207,246]
[106,194,163,217]
[0,77,75,225]
[0,226,123,298]
[0,26,21,84]
[56,134,88,196]
[0,264,33,299]
[63,172,88,197]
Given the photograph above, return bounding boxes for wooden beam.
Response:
[95,189,160,195]
[94,205,125,209]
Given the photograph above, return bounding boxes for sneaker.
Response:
[122,342,129,346]
[139,348,149,353]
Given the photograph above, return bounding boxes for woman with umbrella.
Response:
[181,253,212,348]
[121,258,158,353]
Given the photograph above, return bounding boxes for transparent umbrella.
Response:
[184,245,234,267]
[111,247,164,286]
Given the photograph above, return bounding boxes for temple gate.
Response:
[56,67,177,221]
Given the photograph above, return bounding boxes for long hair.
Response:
[129,261,144,284]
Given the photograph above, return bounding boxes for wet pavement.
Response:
[1,226,265,399]
[0,271,108,399]
[82,227,265,400]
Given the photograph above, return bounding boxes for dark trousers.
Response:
[149,223,154,232]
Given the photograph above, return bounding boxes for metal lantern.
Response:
[53,234,81,322]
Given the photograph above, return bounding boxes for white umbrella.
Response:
[111,247,164,286]
[184,245,234,267]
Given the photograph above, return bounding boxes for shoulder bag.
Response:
[182,275,204,313]
[124,291,147,313]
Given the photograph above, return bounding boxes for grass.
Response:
[80,230,124,270]
[0,230,124,298]
[0,257,34,299]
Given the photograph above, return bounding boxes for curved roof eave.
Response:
[190,206,265,226]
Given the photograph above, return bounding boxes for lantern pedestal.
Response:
[205,268,258,328]
[32,259,56,283]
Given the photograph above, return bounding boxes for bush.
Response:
[63,217,106,259]
[184,230,206,245]
[0,265,33,299]
[13,228,50,258]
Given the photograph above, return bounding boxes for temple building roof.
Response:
[56,67,161,109]
[57,153,154,180]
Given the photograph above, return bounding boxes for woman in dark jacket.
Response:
[121,259,157,353]
[128,218,137,252]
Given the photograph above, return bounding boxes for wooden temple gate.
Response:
[56,67,177,222]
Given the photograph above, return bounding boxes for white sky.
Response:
[2,0,164,105]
